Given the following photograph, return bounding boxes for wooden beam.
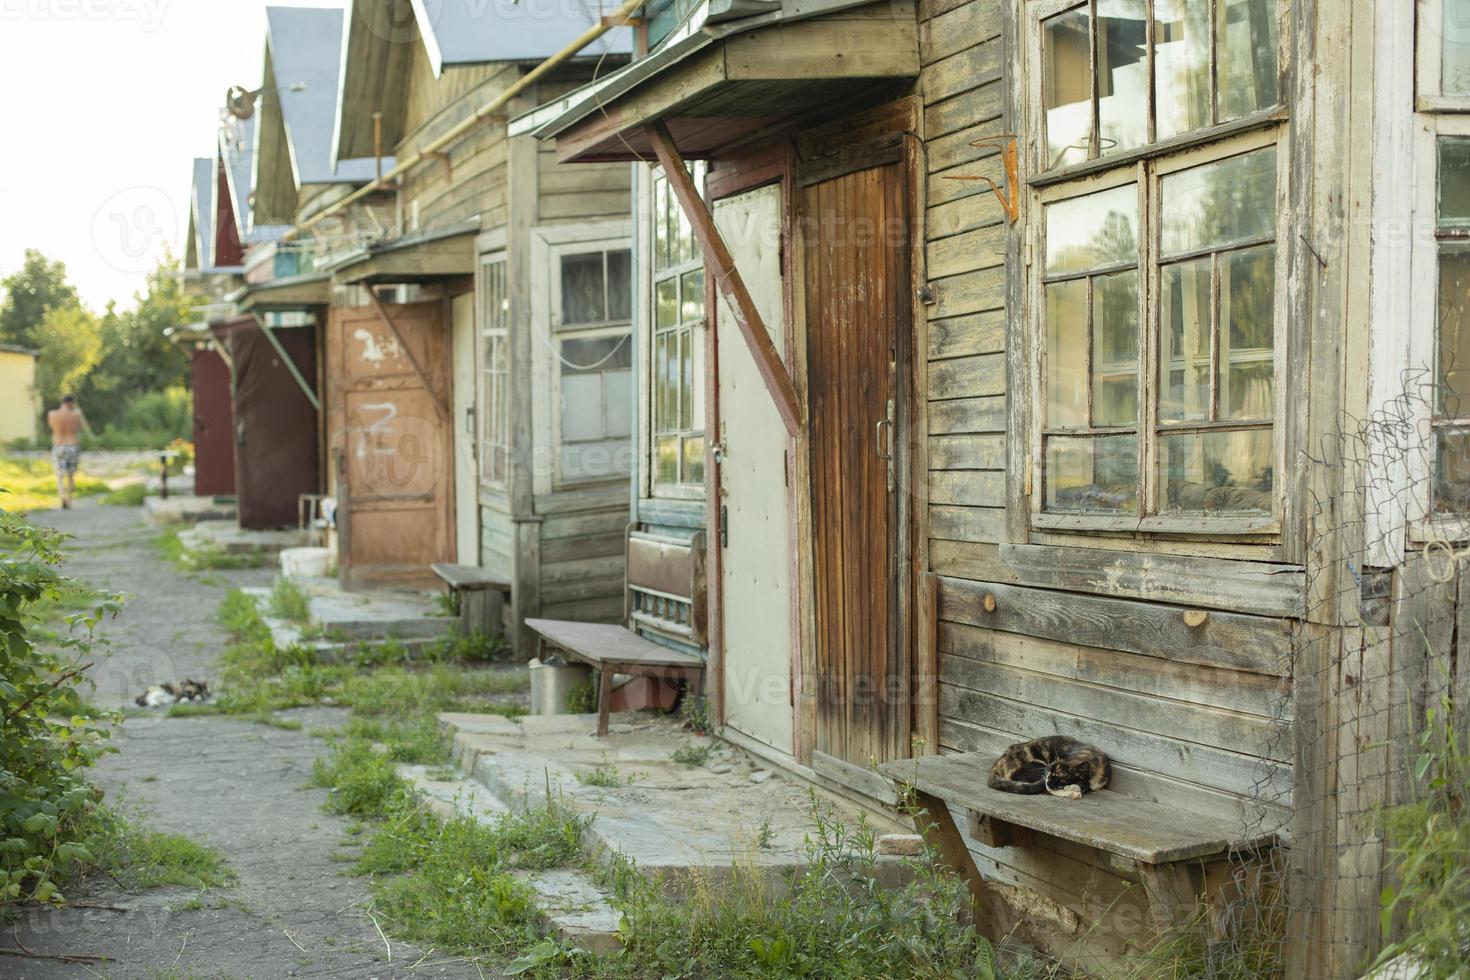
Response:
[645,120,803,437]
[365,286,450,422]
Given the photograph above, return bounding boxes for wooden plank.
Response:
[431,562,510,590]
[929,434,1004,470]
[811,750,900,805]
[648,120,802,436]
[927,352,1004,398]
[910,790,995,929]
[921,38,1003,104]
[930,505,1004,543]
[926,223,1006,280]
[920,0,1001,64]
[940,620,1286,719]
[928,395,1005,435]
[927,309,1005,359]
[880,753,1275,863]
[924,80,1003,141]
[930,540,1014,582]
[525,618,704,667]
[366,287,450,421]
[928,470,1005,507]
[939,577,1294,675]
[998,543,1306,619]
[927,267,1007,320]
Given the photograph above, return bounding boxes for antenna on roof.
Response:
[226,85,257,120]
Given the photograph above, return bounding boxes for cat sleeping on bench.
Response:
[987,735,1110,801]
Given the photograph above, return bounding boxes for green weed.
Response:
[670,741,711,767]
[267,576,312,623]
[80,805,234,891]
[101,482,147,507]
[575,764,629,788]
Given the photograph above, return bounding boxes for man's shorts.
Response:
[51,444,80,475]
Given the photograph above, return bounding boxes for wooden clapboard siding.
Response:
[537,147,631,223]
[479,501,514,580]
[537,497,628,625]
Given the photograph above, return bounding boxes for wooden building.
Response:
[245,0,640,642]
[513,0,1467,974]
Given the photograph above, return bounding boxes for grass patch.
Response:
[267,576,312,623]
[0,455,109,513]
[81,804,234,892]
[155,527,267,571]
[101,482,147,507]
[670,741,711,767]
[575,764,630,788]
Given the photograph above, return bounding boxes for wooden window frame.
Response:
[646,163,709,501]
[478,250,511,488]
[546,236,635,491]
[1028,0,1288,181]
[1417,0,1470,112]
[1027,124,1290,539]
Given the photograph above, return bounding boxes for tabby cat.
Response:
[135,679,210,708]
[986,735,1110,800]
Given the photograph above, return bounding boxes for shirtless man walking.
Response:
[46,395,90,509]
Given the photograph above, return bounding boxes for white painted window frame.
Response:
[1416,0,1470,112]
[478,249,511,488]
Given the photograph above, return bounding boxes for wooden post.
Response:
[644,120,804,437]
[912,790,995,934]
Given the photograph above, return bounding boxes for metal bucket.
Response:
[528,658,593,715]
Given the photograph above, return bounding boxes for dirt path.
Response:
[3,503,490,979]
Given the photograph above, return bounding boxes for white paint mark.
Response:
[352,329,403,363]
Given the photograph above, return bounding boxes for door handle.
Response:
[875,399,895,492]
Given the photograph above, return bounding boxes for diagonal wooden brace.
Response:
[366,286,450,422]
[645,121,804,438]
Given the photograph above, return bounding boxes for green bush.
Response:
[0,512,120,909]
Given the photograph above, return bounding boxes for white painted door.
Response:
[715,184,794,756]
[451,292,479,564]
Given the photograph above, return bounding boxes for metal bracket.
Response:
[943,133,1019,224]
[424,150,453,182]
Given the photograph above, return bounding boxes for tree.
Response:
[0,250,79,349]
[33,304,101,411]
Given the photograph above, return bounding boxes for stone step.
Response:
[397,763,509,822]
[514,869,622,955]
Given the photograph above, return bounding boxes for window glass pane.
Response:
[1215,0,1278,122]
[679,330,692,429]
[1161,427,1273,512]
[1043,6,1093,170]
[654,177,670,269]
[1439,247,1470,416]
[560,252,606,325]
[605,368,632,439]
[1438,139,1470,230]
[655,332,677,431]
[1044,434,1138,512]
[1045,183,1138,276]
[1154,0,1211,140]
[689,327,705,432]
[1097,0,1148,156]
[682,435,705,485]
[1092,269,1139,427]
[680,269,705,319]
[655,278,678,329]
[1220,244,1275,420]
[1444,0,1470,95]
[1046,279,1089,428]
[1160,257,1212,422]
[1435,428,1470,513]
[560,334,630,375]
[676,200,695,264]
[655,435,679,484]
[560,373,605,442]
[607,249,632,321]
[1160,146,1277,257]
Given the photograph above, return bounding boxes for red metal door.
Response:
[803,161,911,766]
[228,318,320,529]
[327,301,453,587]
[191,347,236,497]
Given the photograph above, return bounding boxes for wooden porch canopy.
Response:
[511,0,918,435]
[329,229,478,285]
[514,0,918,164]
[229,273,331,314]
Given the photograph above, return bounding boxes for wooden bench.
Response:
[524,530,707,736]
[431,563,512,638]
[878,752,1278,932]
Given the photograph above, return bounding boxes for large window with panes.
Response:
[1414,0,1470,530]
[649,163,707,496]
[1028,0,1285,534]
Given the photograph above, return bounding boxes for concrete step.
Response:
[243,584,456,660]
[397,763,509,822]
[514,869,622,955]
[178,523,306,555]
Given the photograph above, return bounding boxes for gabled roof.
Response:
[332,0,632,165]
[220,114,291,246]
[185,157,214,272]
[254,6,381,224]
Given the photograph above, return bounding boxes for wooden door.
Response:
[714,184,796,756]
[803,162,911,766]
[327,301,453,587]
[450,292,480,564]
[191,347,235,497]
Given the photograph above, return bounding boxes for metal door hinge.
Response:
[720,504,729,548]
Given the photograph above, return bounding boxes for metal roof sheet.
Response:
[410,0,632,75]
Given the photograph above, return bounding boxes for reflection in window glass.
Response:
[607,249,632,321]
[1043,7,1093,169]
[1093,270,1139,426]
[1443,0,1470,95]
[1161,428,1273,512]
[1154,0,1211,139]
[1440,248,1470,417]
[1045,184,1139,275]
[1435,428,1470,514]
[1045,434,1138,512]
[1216,0,1278,122]
[1161,146,1277,257]
[1097,0,1148,156]
[1439,139,1470,229]
[558,334,633,480]
[1046,280,1088,428]
[651,164,708,489]
[560,252,605,326]
[1160,257,1212,422]
[1220,244,1276,420]
[480,257,510,484]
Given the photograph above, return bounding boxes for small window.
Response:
[650,164,708,491]
[1040,0,1279,170]
[1434,138,1470,515]
[1442,0,1470,97]
[558,249,632,328]
[479,254,510,485]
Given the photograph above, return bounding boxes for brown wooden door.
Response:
[191,347,235,497]
[327,301,453,587]
[803,161,910,766]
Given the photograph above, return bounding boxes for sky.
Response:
[0,0,341,312]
